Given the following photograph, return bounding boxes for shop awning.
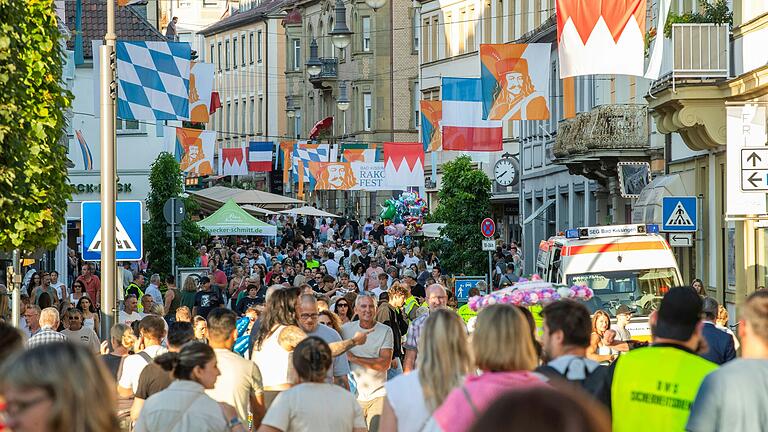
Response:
[189,185,304,214]
[422,223,447,238]
[631,174,692,225]
[242,205,279,216]
[523,199,555,225]
[280,206,340,218]
[197,199,277,236]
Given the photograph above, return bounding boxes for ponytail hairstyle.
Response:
[292,336,332,383]
[154,341,215,380]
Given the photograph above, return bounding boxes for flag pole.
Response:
[99,0,117,338]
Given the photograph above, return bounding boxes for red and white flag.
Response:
[383,142,424,190]
[219,145,248,176]
[557,0,646,78]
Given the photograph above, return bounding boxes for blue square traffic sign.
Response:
[81,201,143,261]
[454,278,485,303]
[662,196,697,232]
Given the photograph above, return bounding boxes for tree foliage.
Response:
[144,152,207,277]
[427,156,492,276]
[0,0,73,250]
[664,0,732,37]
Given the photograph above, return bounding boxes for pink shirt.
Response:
[434,371,548,432]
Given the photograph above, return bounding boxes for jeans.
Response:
[387,357,403,381]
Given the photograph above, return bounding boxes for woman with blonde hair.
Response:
[179,276,198,311]
[0,342,120,432]
[380,308,473,432]
[432,304,548,432]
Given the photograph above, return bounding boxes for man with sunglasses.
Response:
[298,294,350,390]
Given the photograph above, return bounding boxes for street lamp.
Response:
[329,0,353,50]
[336,81,350,111]
[306,38,322,77]
[364,0,386,11]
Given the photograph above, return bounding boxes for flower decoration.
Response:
[468,278,594,312]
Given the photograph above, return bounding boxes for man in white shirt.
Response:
[144,274,163,305]
[118,315,168,397]
[323,251,340,277]
[119,295,144,325]
[49,270,67,301]
[341,294,393,431]
[206,308,266,428]
[401,249,419,268]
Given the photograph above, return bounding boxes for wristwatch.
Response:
[228,416,242,430]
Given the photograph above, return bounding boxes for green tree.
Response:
[427,156,492,276]
[144,152,207,277]
[0,0,72,250]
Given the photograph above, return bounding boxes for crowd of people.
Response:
[0,215,766,432]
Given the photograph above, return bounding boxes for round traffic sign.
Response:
[481,218,496,238]
[163,198,186,225]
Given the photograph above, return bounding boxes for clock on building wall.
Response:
[494,155,520,187]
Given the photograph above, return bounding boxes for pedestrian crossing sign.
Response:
[661,196,697,232]
[81,201,143,261]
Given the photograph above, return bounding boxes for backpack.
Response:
[535,358,611,406]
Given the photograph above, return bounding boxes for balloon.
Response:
[385,225,396,235]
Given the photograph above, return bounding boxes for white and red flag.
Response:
[219,145,248,176]
[383,142,424,190]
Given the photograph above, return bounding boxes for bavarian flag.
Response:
[480,43,551,121]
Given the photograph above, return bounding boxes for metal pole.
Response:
[99,0,117,338]
[10,249,21,328]
[487,250,492,293]
[171,198,176,279]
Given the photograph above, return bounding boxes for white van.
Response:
[537,224,684,339]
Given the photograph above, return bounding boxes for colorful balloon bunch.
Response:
[379,192,429,238]
[468,276,594,312]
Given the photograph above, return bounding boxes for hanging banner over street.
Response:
[726,105,767,216]
[308,162,388,191]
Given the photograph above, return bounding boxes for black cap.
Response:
[654,286,702,341]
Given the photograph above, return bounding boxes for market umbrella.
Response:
[280,205,340,218]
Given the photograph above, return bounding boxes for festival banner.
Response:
[383,142,424,190]
[163,126,215,176]
[556,0,646,78]
[280,141,296,184]
[420,101,442,152]
[219,145,248,176]
[480,44,551,121]
[189,62,214,122]
[308,162,388,191]
[441,77,503,152]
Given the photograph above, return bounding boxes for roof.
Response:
[197,200,278,236]
[199,0,290,36]
[65,1,165,59]
[189,185,304,212]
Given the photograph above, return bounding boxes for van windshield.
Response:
[567,268,680,317]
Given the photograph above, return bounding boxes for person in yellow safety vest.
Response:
[607,286,718,432]
[125,273,146,312]
[403,290,421,323]
[457,287,481,324]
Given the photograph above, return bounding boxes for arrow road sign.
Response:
[742,149,768,169]
[669,233,693,248]
[741,149,768,192]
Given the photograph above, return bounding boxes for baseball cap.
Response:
[403,269,417,279]
[654,287,702,341]
[616,304,632,316]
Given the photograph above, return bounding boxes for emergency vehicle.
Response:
[537,224,683,338]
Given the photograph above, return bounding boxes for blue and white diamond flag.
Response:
[116,41,191,121]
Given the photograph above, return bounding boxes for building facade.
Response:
[281,0,420,217]
[200,0,289,190]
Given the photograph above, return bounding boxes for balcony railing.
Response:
[310,57,338,81]
[654,23,729,86]
[553,104,648,159]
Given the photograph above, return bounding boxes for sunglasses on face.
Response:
[337,303,348,308]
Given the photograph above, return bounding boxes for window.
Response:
[483,1,491,43]
[225,39,230,70]
[257,30,263,63]
[258,96,264,133]
[459,9,465,54]
[249,32,254,64]
[293,109,302,139]
[422,18,430,62]
[233,37,238,69]
[412,81,420,129]
[209,44,214,64]
[241,98,247,135]
[116,119,140,133]
[292,39,301,71]
[445,13,452,56]
[467,6,476,52]
[241,35,246,67]
[234,100,239,133]
[362,16,371,52]
[249,97,255,134]
[363,92,372,131]
[432,17,438,60]
[412,9,419,53]
[217,42,222,71]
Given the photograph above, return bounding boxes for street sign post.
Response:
[81,201,143,261]
[163,198,186,278]
[669,233,694,247]
[480,218,496,288]
[454,276,486,303]
[661,196,697,233]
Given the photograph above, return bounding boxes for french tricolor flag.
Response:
[248,141,273,172]
[441,77,503,152]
